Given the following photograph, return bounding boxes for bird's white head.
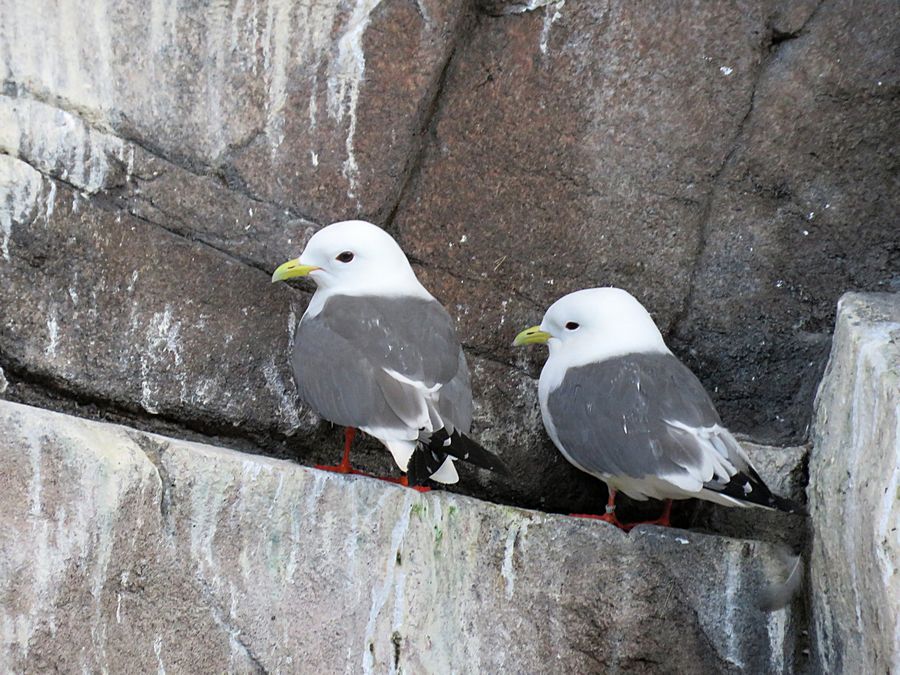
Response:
[272,220,432,310]
[514,287,669,367]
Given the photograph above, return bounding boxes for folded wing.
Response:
[546,353,794,509]
[294,294,506,483]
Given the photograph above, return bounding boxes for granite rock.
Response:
[394,0,899,446]
[1,0,895,518]
[0,399,801,673]
[808,292,900,673]
[0,0,467,222]
[0,154,313,442]
[673,0,900,442]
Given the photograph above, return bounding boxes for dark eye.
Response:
[336,251,354,263]
[565,321,580,330]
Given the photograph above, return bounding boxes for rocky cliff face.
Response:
[809,293,900,673]
[1,0,897,514]
[1,293,897,672]
[0,1,898,670]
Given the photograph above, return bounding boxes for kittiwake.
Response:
[272,220,506,486]
[514,287,796,528]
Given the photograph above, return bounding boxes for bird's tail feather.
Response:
[407,447,443,486]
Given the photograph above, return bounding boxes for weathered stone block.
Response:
[398,1,775,355]
[675,0,899,442]
[0,400,800,673]
[395,0,899,446]
[0,93,318,272]
[809,292,900,673]
[2,0,896,516]
[0,154,311,440]
[0,0,467,221]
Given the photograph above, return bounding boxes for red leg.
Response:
[571,490,673,532]
[605,487,617,514]
[315,428,371,476]
[314,429,430,491]
[631,499,673,528]
[571,488,634,531]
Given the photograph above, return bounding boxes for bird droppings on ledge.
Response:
[1,399,801,672]
[501,515,535,598]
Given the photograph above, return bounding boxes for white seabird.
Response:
[272,220,506,486]
[514,287,796,528]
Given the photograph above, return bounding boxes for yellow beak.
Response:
[271,259,321,283]
[513,325,552,346]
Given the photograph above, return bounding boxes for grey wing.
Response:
[547,353,747,487]
[433,351,473,434]
[322,296,462,384]
[295,295,472,434]
[292,316,408,432]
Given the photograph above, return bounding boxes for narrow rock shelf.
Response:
[0,400,797,673]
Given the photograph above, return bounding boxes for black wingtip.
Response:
[406,449,434,487]
[412,428,510,479]
[407,440,450,486]
[712,465,805,514]
[746,464,806,514]
[440,430,510,476]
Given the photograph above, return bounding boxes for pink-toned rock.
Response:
[394,0,898,446]
[1,0,896,513]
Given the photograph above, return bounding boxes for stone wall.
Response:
[7,290,900,671]
[0,3,898,669]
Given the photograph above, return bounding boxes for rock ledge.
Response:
[0,400,796,673]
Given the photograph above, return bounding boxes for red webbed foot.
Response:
[569,490,672,532]
[377,474,431,493]
[314,462,373,477]
[316,427,370,475]
[571,498,672,532]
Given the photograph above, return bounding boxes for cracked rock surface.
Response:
[0,0,896,514]
[0,400,800,673]
[0,0,896,669]
[395,0,898,448]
